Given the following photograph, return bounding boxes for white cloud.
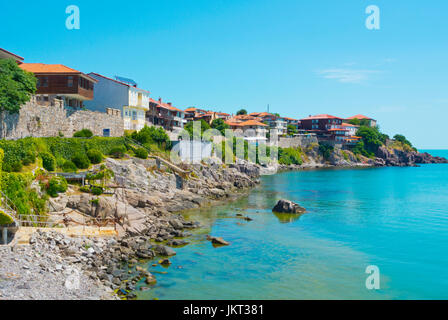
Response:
[317,68,380,84]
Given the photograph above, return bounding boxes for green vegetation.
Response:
[109,146,127,158]
[393,134,417,151]
[45,176,68,198]
[184,120,211,140]
[86,149,103,164]
[130,125,171,149]
[86,165,115,195]
[73,129,93,138]
[0,59,37,113]
[135,147,148,159]
[348,118,371,126]
[0,210,13,225]
[0,137,128,172]
[236,109,247,115]
[1,173,48,217]
[61,160,77,173]
[318,142,334,160]
[72,152,91,169]
[287,125,298,136]
[211,118,230,135]
[40,152,56,171]
[278,147,303,165]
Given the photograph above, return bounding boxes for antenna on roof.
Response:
[267,104,270,113]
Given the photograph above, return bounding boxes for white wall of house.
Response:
[84,74,129,113]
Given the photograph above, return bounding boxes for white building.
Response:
[84,73,150,131]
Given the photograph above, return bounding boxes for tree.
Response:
[393,134,412,147]
[184,120,211,140]
[287,124,298,136]
[211,118,230,135]
[236,109,247,115]
[355,126,383,156]
[0,59,37,113]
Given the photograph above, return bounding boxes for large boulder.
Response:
[272,199,306,214]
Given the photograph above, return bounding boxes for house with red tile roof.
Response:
[346,114,377,127]
[84,72,149,131]
[299,114,348,143]
[19,63,98,109]
[147,98,186,133]
[225,119,268,143]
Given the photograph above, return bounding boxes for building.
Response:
[84,73,149,131]
[184,108,231,124]
[147,98,186,132]
[300,114,348,143]
[249,112,287,136]
[346,114,377,127]
[225,119,268,143]
[19,63,97,108]
[0,48,24,63]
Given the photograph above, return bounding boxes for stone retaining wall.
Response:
[278,135,319,149]
[0,97,124,139]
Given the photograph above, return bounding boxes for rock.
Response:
[154,245,176,256]
[166,239,188,247]
[206,235,229,246]
[272,199,306,214]
[159,259,171,266]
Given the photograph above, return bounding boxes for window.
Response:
[41,76,49,87]
[68,76,73,87]
[132,111,137,120]
[103,129,111,137]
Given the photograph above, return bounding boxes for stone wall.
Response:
[0,96,124,139]
[278,135,319,149]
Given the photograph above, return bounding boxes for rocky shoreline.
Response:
[1,147,446,300]
[1,157,261,300]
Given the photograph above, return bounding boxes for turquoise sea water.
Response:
[136,150,448,300]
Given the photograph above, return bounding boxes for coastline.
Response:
[1,147,447,300]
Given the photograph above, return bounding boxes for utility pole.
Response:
[267,104,270,113]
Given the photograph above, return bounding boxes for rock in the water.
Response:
[154,245,176,256]
[206,235,229,246]
[272,199,306,214]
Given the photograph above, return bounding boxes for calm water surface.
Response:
[135,150,448,300]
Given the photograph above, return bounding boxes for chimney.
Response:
[158,98,162,103]
[168,102,172,106]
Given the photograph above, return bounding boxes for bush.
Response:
[72,152,91,169]
[73,129,93,138]
[22,151,36,166]
[318,143,334,160]
[79,186,90,193]
[11,161,23,172]
[86,149,103,164]
[135,147,148,159]
[0,210,14,225]
[46,176,68,198]
[62,160,78,173]
[40,152,56,171]
[91,186,103,196]
[279,147,303,165]
[109,146,127,158]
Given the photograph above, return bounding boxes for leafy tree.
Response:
[348,118,370,127]
[132,125,170,148]
[393,134,412,147]
[356,126,383,156]
[0,59,37,113]
[287,124,298,136]
[71,152,91,169]
[135,147,148,159]
[39,152,56,171]
[236,109,247,115]
[211,118,230,135]
[46,176,68,197]
[318,142,334,160]
[86,149,103,164]
[73,129,93,138]
[184,120,211,140]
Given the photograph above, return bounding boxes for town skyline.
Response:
[2,0,448,148]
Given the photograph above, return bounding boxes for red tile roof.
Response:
[301,114,343,120]
[20,64,98,82]
[347,114,374,120]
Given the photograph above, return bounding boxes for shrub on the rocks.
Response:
[109,146,127,158]
[72,152,91,169]
[135,147,148,159]
[21,151,36,166]
[91,186,103,196]
[11,160,23,172]
[0,210,14,225]
[40,152,56,171]
[86,149,103,164]
[46,176,68,198]
[73,129,93,138]
[62,160,77,173]
[79,186,90,193]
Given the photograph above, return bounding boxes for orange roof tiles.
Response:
[301,114,343,120]
[19,63,81,74]
[347,114,374,120]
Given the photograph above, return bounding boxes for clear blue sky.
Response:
[1,0,447,148]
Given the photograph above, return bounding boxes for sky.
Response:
[1,0,448,148]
